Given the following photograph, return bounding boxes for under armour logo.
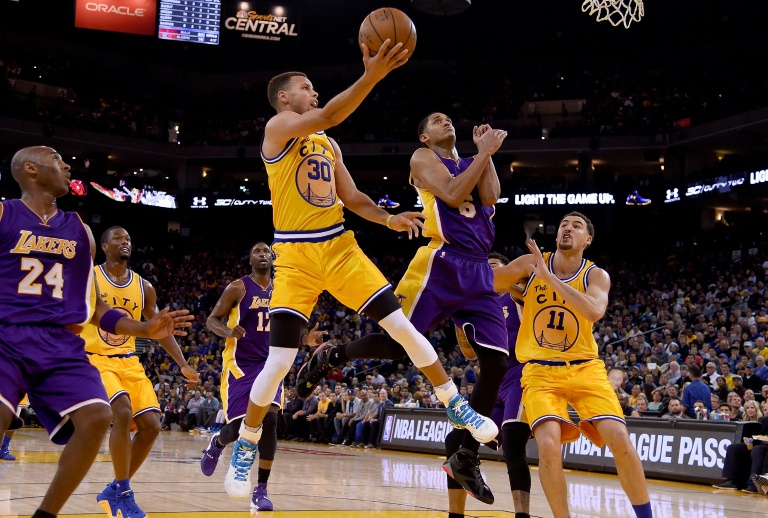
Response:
[193,196,207,206]
[666,188,678,200]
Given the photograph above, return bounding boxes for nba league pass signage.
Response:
[75,0,157,36]
[223,1,301,43]
[380,409,741,483]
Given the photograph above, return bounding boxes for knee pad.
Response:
[258,410,278,461]
[249,347,296,406]
[219,417,243,446]
[502,422,532,493]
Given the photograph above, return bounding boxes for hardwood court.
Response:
[1,428,767,517]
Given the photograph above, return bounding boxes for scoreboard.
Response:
[158,0,222,45]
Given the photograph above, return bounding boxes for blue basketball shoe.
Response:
[0,447,16,461]
[445,395,498,444]
[251,482,274,511]
[625,190,651,205]
[96,483,117,518]
[114,490,146,518]
[377,194,400,208]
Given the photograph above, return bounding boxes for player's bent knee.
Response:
[137,411,161,436]
[72,403,113,432]
[361,289,401,323]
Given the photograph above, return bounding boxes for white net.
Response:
[582,0,644,29]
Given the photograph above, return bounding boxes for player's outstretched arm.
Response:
[264,41,409,145]
[333,138,425,240]
[493,254,534,293]
[143,279,200,385]
[206,280,247,339]
[91,294,193,340]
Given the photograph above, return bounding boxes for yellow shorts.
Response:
[271,231,390,320]
[87,354,160,417]
[521,360,623,447]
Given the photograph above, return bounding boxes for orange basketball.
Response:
[359,8,416,57]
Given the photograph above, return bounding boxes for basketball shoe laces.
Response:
[233,445,257,482]
[449,398,485,429]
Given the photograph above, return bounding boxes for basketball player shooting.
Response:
[223,43,498,499]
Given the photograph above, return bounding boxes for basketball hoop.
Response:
[582,0,644,29]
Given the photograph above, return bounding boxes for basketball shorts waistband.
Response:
[273,224,345,243]
[86,351,136,359]
[528,358,593,367]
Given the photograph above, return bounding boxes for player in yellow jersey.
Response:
[224,42,498,499]
[83,226,200,518]
[493,212,652,518]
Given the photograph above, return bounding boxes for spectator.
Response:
[713,411,768,491]
[630,394,649,417]
[662,398,689,419]
[182,390,204,432]
[682,364,712,418]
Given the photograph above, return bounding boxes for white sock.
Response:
[434,381,459,406]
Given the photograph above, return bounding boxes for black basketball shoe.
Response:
[442,447,494,504]
[296,343,334,399]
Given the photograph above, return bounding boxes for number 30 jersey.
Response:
[0,199,96,327]
[261,131,344,233]
[223,276,272,373]
[411,152,496,254]
[516,252,600,363]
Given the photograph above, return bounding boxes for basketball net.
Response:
[582,0,644,29]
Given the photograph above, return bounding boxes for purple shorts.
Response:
[223,360,282,421]
[491,363,527,440]
[403,247,508,354]
[0,323,109,445]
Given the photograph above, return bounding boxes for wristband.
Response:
[386,214,395,229]
[99,308,124,335]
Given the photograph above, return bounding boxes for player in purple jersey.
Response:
[0,146,193,518]
[450,252,532,518]
[297,113,509,504]
[201,242,324,511]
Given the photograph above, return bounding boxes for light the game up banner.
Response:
[379,408,749,484]
[222,1,300,44]
[75,0,157,36]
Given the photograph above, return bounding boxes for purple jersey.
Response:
[0,200,95,327]
[416,154,496,254]
[499,292,522,368]
[224,276,272,365]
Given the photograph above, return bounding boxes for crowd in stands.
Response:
[2,42,766,147]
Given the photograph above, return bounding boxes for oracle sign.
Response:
[75,0,157,36]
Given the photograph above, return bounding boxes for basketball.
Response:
[359,8,417,57]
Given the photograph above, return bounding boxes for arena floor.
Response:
[1,428,767,517]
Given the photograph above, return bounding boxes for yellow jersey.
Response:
[82,265,144,356]
[516,252,600,363]
[262,131,344,233]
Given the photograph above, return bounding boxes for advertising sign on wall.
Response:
[75,0,157,36]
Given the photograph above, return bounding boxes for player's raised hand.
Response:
[362,40,409,81]
[472,124,492,146]
[228,324,246,339]
[476,128,508,156]
[388,211,427,239]
[526,239,551,282]
[145,307,194,339]
[307,322,328,345]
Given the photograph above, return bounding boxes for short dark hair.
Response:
[267,71,306,111]
[688,364,701,378]
[250,241,269,254]
[417,112,437,138]
[100,226,123,246]
[488,251,510,265]
[561,211,595,238]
